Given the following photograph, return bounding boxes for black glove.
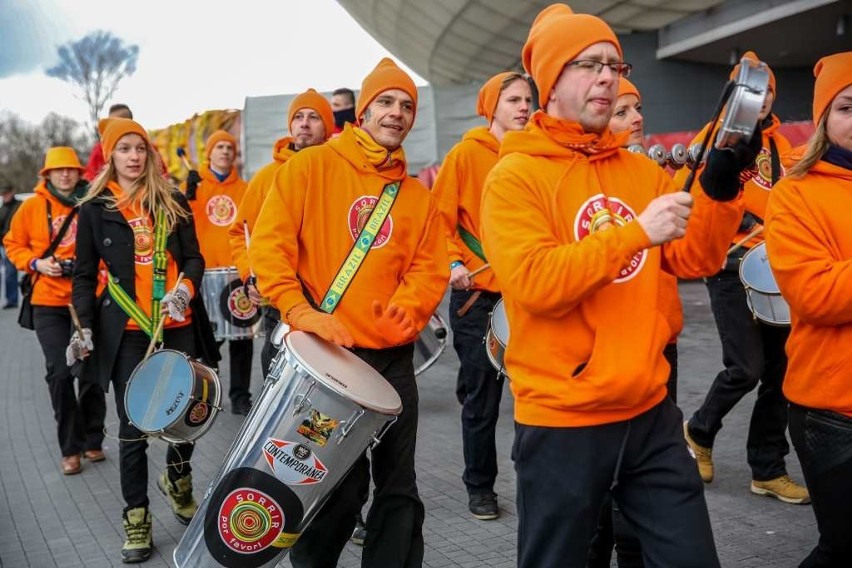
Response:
[185,170,201,201]
[699,122,763,202]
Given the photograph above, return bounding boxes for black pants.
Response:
[688,269,790,480]
[586,345,679,568]
[450,289,504,495]
[789,404,852,567]
[290,342,424,568]
[216,338,253,404]
[260,307,280,378]
[515,399,719,568]
[112,327,195,511]
[33,305,106,457]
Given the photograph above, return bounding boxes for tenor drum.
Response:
[413,312,447,376]
[174,331,402,568]
[485,299,510,376]
[125,350,222,444]
[739,242,790,326]
[201,267,263,341]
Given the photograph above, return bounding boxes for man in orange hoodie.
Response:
[250,58,448,568]
[479,5,761,566]
[228,88,334,374]
[431,71,531,521]
[680,52,809,505]
[184,130,253,415]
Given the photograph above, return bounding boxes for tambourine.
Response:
[715,57,771,149]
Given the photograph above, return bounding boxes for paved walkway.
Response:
[0,282,817,567]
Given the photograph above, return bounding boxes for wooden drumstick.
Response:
[67,303,85,338]
[145,272,185,359]
[467,263,491,279]
[727,226,764,256]
[176,147,194,172]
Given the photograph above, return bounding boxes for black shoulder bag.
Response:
[18,203,78,330]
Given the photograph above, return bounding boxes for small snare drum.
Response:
[739,241,790,326]
[484,299,510,377]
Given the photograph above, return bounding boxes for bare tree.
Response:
[45,31,139,137]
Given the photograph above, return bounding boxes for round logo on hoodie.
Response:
[207,195,237,226]
[574,194,646,283]
[739,146,781,191]
[52,215,78,248]
[348,195,393,248]
[128,217,154,264]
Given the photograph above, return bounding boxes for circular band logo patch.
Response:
[574,194,646,283]
[52,215,78,248]
[219,279,261,327]
[740,146,782,190]
[348,195,393,248]
[206,194,237,226]
[128,217,153,264]
[218,487,284,554]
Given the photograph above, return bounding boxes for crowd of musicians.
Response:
[2,3,851,567]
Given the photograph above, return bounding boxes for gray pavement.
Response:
[0,281,817,567]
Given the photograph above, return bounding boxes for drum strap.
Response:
[319,181,401,314]
[458,225,487,263]
[769,137,781,186]
[107,210,169,340]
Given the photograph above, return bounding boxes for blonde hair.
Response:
[788,112,830,178]
[83,144,189,231]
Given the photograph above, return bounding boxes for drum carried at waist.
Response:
[485,299,510,378]
[201,267,263,341]
[174,330,402,567]
[739,241,790,326]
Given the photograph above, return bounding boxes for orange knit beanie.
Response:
[98,118,150,162]
[812,51,852,123]
[205,130,237,159]
[288,89,334,140]
[356,58,418,121]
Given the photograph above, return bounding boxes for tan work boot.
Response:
[157,471,198,525]
[751,475,811,504]
[683,421,714,483]
[121,507,152,563]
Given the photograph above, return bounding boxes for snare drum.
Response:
[174,331,402,568]
[125,350,222,444]
[739,241,790,326]
[201,267,263,341]
[413,312,447,376]
[485,299,510,376]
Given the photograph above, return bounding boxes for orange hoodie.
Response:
[228,136,297,280]
[764,159,852,417]
[3,182,78,306]
[183,163,247,269]
[431,126,499,292]
[480,113,744,427]
[249,125,449,349]
[674,116,792,250]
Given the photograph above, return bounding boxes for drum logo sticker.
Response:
[262,438,328,485]
[740,147,782,191]
[574,194,646,283]
[128,217,154,264]
[348,195,393,248]
[206,194,237,226]
[217,487,288,554]
[185,401,210,426]
[52,215,78,248]
[227,284,258,321]
[296,409,339,447]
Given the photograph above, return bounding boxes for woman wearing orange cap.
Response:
[764,51,852,567]
[431,71,532,521]
[68,117,219,563]
[3,147,107,477]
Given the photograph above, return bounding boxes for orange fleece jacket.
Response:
[108,182,192,330]
[3,182,78,306]
[765,159,852,417]
[249,126,449,349]
[432,126,500,292]
[480,116,744,427]
[228,137,297,280]
[674,116,792,249]
[183,163,247,269]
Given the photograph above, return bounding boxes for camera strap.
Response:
[42,201,78,260]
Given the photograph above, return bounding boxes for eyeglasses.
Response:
[567,60,632,78]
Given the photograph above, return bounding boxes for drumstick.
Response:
[176,147,194,171]
[144,272,185,359]
[468,263,491,279]
[67,303,85,338]
[727,226,764,255]
[243,221,255,279]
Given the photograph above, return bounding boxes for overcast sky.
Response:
[0,0,427,129]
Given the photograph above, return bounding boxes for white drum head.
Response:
[740,242,780,294]
[492,299,510,346]
[284,331,402,415]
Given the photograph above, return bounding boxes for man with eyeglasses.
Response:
[480,4,760,567]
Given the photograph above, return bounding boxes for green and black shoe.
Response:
[121,507,152,564]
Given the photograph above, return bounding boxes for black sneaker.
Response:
[350,513,367,546]
[468,492,499,520]
[231,399,252,416]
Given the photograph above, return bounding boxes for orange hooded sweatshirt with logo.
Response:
[765,159,852,417]
[432,126,499,292]
[228,136,297,280]
[480,113,744,427]
[183,163,247,269]
[674,115,792,250]
[249,124,449,349]
[3,182,78,306]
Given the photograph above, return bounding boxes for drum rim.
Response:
[739,242,784,295]
[283,331,403,416]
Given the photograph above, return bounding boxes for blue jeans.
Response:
[1,248,17,304]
